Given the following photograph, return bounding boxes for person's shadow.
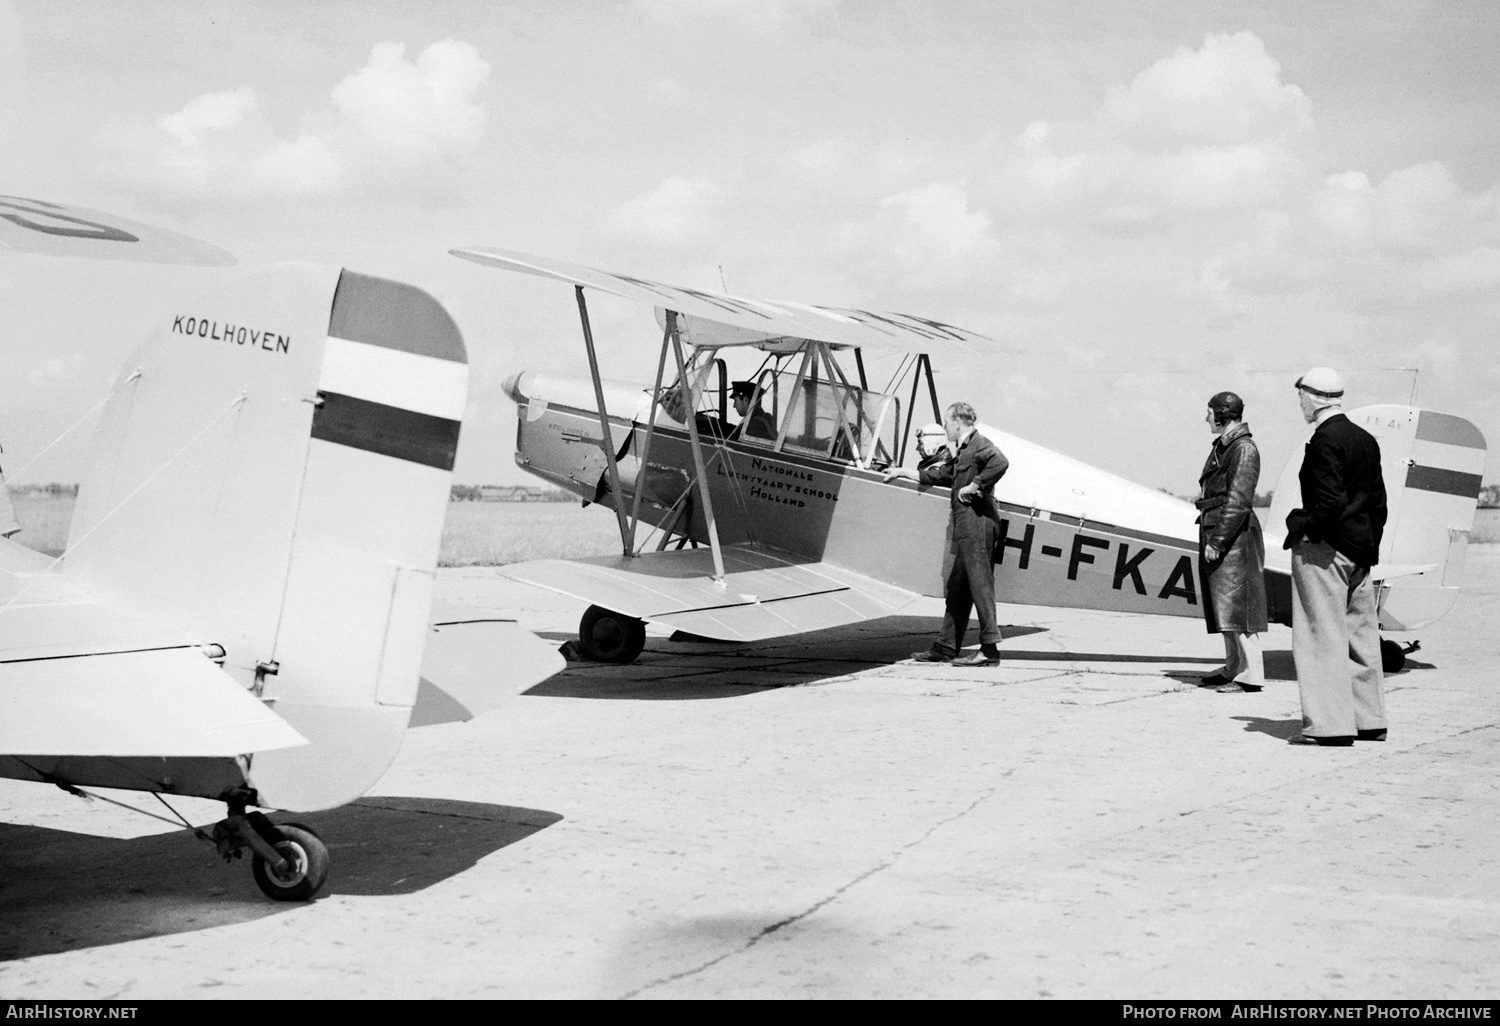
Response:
[1232,715,1304,741]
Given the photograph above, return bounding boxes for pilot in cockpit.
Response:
[728,380,776,441]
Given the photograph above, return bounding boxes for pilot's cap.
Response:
[730,380,758,399]
[1295,366,1344,400]
[917,422,948,446]
[1207,390,1244,421]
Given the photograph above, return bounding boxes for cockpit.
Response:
[657,347,902,471]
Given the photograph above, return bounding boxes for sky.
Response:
[2,0,1497,495]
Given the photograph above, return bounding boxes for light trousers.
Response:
[1220,631,1264,685]
[1291,540,1386,738]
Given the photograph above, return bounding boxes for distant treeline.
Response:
[450,484,574,502]
[8,483,79,496]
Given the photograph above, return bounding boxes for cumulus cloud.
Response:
[979,31,1500,316]
[1222,162,1500,305]
[602,176,727,247]
[99,39,490,198]
[832,181,1004,293]
[1102,31,1312,148]
[989,32,1311,226]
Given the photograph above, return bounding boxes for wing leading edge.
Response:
[499,544,919,643]
[449,245,997,360]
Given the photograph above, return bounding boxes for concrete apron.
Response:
[2,549,1497,999]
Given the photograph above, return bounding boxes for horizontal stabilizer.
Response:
[500,545,918,642]
[1370,563,1435,582]
[0,536,53,574]
[414,608,567,726]
[0,648,306,757]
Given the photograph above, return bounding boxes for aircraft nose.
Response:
[502,371,529,403]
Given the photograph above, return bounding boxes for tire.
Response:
[1380,638,1406,675]
[251,822,330,901]
[577,605,647,664]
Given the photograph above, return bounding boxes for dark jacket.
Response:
[920,429,1009,542]
[916,448,951,473]
[1196,423,1267,634]
[1284,413,1387,568]
[729,407,776,442]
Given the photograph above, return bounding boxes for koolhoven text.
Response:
[172,316,290,354]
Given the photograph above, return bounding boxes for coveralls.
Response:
[920,429,1009,655]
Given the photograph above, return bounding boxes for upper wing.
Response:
[498,544,919,642]
[0,195,235,266]
[448,245,997,360]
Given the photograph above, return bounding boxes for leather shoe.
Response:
[1356,728,1388,742]
[1288,734,1355,747]
[952,650,1000,667]
[1214,682,1263,693]
[1199,673,1230,688]
[910,650,951,663]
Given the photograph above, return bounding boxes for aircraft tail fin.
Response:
[65,265,467,810]
[1264,405,1485,631]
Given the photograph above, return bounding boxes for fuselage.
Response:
[507,370,1209,621]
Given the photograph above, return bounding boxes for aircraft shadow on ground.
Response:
[526,612,1252,701]
[526,616,1052,700]
[0,796,560,962]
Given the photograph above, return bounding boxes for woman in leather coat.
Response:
[1195,391,1268,692]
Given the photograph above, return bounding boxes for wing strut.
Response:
[575,286,634,557]
[898,353,943,466]
[817,341,874,470]
[668,315,727,582]
[626,312,676,555]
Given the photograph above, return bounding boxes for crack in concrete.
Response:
[620,782,1004,999]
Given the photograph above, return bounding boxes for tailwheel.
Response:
[1380,638,1418,675]
[250,822,330,902]
[577,605,647,664]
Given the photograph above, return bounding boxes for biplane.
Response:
[1,198,562,900]
[449,246,1486,673]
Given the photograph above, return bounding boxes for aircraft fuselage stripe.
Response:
[311,391,460,470]
[1415,411,1486,450]
[327,270,467,364]
[1405,465,1483,498]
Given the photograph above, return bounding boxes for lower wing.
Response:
[498,544,919,642]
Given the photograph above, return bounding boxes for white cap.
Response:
[1295,366,1344,400]
[918,422,946,441]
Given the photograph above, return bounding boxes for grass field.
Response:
[4,493,627,566]
[10,493,1500,564]
[438,500,623,566]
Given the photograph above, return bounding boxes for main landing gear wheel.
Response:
[251,822,330,902]
[577,605,647,664]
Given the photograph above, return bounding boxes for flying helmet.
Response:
[1207,390,1245,424]
[916,422,948,454]
[1295,366,1344,400]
